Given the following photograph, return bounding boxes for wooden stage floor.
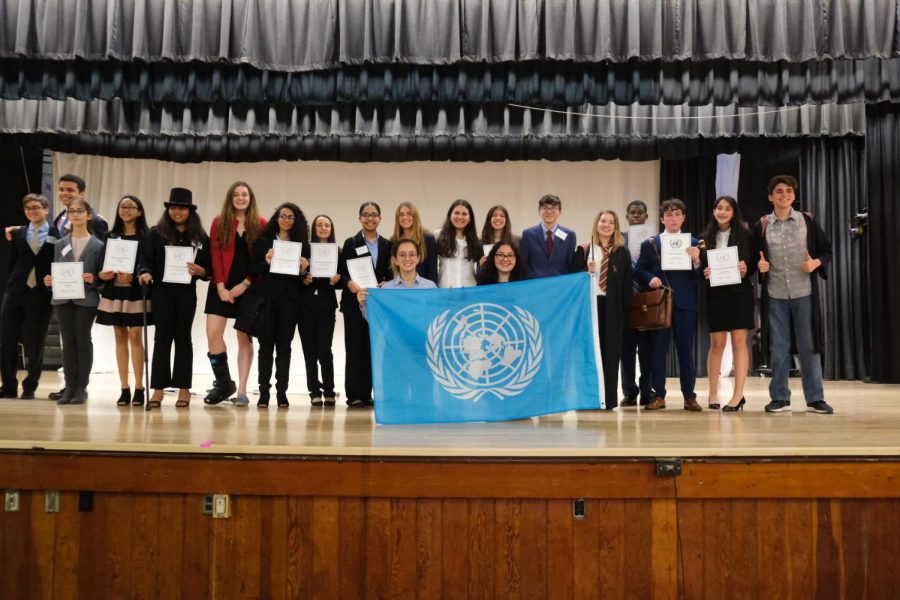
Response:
[1,374,897,458]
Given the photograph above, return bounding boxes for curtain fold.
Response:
[2,0,899,69]
[0,98,867,139]
[799,138,868,380]
[864,104,900,383]
[5,58,900,106]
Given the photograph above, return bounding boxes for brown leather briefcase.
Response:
[629,287,673,330]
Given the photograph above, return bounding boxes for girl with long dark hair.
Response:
[299,215,343,407]
[96,195,152,406]
[253,203,309,408]
[476,241,529,284]
[138,188,211,408]
[436,199,481,288]
[700,195,755,412]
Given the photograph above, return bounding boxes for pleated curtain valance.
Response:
[4,57,900,106]
[2,0,900,70]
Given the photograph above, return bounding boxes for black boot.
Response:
[257,383,270,408]
[204,352,237,405]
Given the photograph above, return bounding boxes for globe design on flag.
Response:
[426,303,543,402]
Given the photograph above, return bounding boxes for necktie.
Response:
[599,246,609,293]
[546,229,554,254]
[26,230,39,288]
[58,211,69,233]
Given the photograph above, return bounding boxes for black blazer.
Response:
[339,232,392,311]
[5,225,60,296]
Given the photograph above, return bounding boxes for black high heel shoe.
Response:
[116,388,131,406]
[721,398,746,412]
[257,389,270,409]
[708,399,720,410]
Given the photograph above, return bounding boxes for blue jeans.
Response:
[767,296,824,404]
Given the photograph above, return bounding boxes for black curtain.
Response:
[659,155,718,379]
[865,104,900,383]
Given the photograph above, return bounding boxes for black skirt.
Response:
[707,283,755,332]
[205,232,251,319]
[96,280,153,327]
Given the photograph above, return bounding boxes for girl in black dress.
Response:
[96,195,151,406]
[299,215,343,407]
[700,195,755,412]
[204,181,267,406]
[253,203,310,408]
[138,188,211,408]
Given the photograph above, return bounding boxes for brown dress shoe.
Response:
[645,396,666,410]
[683,397,703,412]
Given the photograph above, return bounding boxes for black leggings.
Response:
[298,304,336,397]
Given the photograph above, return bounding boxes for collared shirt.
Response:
[26,221,50,248]
[765,209,811,299]
[363,235,380,267]
[437,238,477,288]
[714,229,730,250]
[362,274,436,320]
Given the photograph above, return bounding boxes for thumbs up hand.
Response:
[802,251,820,273]
[757,251,770,274]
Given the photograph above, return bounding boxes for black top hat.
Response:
[164,187,196,210]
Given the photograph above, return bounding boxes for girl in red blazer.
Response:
[204,181,267,406]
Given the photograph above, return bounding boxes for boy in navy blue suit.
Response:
[519,194,577,278]
[634,198,703,411]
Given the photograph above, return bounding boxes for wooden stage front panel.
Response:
[1,454,900,599]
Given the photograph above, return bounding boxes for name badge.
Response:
[555,230,568,241]
[355,245,368,256]
[61,244,72,257]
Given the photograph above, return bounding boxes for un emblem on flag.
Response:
[426,303,543,401]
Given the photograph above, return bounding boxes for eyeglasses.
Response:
[360,212,380,219]
[539,205,560,212]
[24,205,44,212]
[396,252,419,259]
[119,205,139,211]
[278,213,296,221]
[68,209,88,215]
[495,252,515,259]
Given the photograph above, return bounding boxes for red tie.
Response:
[599,246,609,292]
[546,229,554,254]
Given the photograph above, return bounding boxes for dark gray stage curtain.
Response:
[5,58,900,106]
[865,104,900,383]
[800,138,868,380]
[659,155,719,380]
[0,99,866,139]
[2,0,899,69]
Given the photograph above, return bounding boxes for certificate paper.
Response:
[346,256,378,289]
[627,224,655,258]
[270,240,302,276]
[660,233,693,271]
[482,244,494,257]
[162,245,193,284]
[51,262,85,300]
[309,243,339,278]
[707,246,742,287]
[102,238,139,273]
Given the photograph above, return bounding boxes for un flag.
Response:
[366,273,604,424]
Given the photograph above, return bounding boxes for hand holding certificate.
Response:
[102,238,139,273]
[309,243,339,278]
[270,240,303,276]
[346,256,378,289]
[162,246,194,284]
[707,246,742,287]
[51,262,86,300]
[660,233,693,270]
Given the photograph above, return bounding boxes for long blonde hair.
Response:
[591,210,625,249]
[391,201,428,262]
[217,181,262,250]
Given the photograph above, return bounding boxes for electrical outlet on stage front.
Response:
[4,490,19,511]
[212,494,231,518]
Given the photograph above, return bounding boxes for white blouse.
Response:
[437,238,477,288]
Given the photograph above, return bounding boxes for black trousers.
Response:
[621,327,653,402]
[150,284,196,390]
[596,297,622,409]
[297,304,336,397]
[0,289,53,392]
[55,303,96,392]
[258,298,299,392]
[342,301,372,401]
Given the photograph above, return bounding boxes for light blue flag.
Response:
[366,272,604,424]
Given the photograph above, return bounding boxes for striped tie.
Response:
[599,246,609,293]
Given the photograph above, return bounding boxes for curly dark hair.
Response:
[476,240,529,285]
[261,203,310,244]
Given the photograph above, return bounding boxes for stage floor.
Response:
[0,373,896,458]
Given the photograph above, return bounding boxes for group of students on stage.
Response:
[0,173,833,414]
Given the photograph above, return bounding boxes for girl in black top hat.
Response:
[138,188,211,408]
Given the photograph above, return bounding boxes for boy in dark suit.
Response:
[634,198,702,411]
[0,194,60,398]
[519,194,577,278]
